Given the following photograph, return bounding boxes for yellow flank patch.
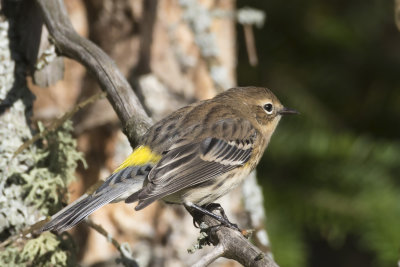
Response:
[113,145,161,173]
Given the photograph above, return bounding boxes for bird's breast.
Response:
[162,167,251,206]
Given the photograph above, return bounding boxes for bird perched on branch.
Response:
[40,86,298,233]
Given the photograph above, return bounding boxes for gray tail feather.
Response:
[40,186,131,233]
[39,193,113,233]
[39,166,148,233]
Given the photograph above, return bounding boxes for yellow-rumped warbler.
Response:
[40,87,298,232]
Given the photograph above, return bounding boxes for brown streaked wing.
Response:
[135,123,257,210]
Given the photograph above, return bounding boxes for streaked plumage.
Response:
[40,87,297,233]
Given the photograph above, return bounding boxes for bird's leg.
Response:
[204,203,240,231]
[184,202,240,232]
[185,202,213,229]
[203,203,230,222]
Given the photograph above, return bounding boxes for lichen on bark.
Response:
[0,9,84,266]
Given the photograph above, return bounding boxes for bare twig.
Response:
[0,218,50,249]
[237,7,265,67]
[35,0,152,146]
[243,25,258,66]
[0,232,24,249]
[192,244,225,267]
[84,218,123,253]
[85,218,138,267]
[13,91,106,157]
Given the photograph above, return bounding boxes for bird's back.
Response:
[141,96,254,154]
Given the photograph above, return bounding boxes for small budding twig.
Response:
[243,24,258,67]
[13,91,106,157]
[85,218,138,266]
[85,218,121,250]
[237,7,266,67]
[192,244,225,267]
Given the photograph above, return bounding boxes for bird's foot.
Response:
[185,202,241,232]
[203,203,240,230]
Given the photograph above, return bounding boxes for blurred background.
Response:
[1,0,400,266]
[237,0,400,266]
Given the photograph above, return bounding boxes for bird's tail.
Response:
[40,166,149,233]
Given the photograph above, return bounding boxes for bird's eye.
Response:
[263,103,274,114]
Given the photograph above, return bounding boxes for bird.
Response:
[39,86,298,233]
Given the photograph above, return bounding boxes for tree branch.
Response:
[189,207,279,267]
[35,0,152,146]
[85,218,139,267]
[192,244,225,267]
[13,91,106,157]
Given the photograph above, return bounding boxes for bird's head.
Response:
[221,87,299,138]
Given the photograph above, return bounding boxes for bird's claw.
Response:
[204,203,241,232]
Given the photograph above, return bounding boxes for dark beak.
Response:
[278,107,299,115]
